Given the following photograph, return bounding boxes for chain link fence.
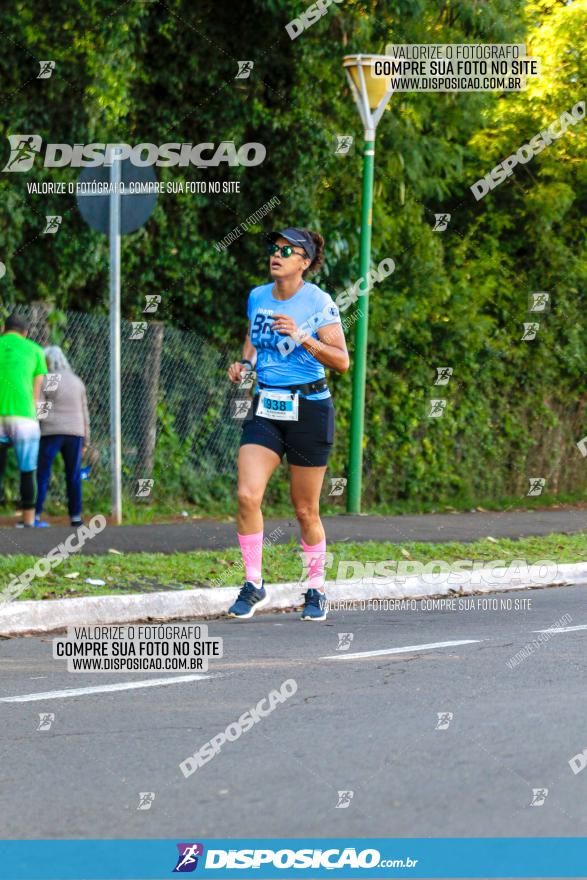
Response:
[7,305,243,508]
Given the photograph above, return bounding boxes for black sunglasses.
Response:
[266,242,307,259]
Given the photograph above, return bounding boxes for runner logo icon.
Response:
[173,843,204,872]
[3,135,43,172]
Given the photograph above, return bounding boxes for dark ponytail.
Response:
[302,229,325,277]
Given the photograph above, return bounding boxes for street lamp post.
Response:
[343,55,393,514]
[108,147,123,525]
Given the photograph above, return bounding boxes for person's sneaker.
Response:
[300,588,328,621]
[35,517,50,528]
[15,523,34,529]
[70,518,84,527]
[227,580,268,619]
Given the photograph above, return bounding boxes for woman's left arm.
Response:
[301,322,349,373]
[272,315,350,373]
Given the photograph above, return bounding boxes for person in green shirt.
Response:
[0,313,47,527]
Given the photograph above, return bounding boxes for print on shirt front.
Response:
[248,281,340,400]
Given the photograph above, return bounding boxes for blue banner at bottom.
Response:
[1,838,586,879]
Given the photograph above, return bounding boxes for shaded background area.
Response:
[0,305,241,515]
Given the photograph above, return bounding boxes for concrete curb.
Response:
[2,561,587,637]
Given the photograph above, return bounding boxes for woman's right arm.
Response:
[228,321,256,383]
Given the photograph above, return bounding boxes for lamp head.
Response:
[343,55,390,109]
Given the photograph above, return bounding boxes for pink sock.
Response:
[238,530,264,585]
[302,538,327,590]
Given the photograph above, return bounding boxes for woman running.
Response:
[227,227,349,621]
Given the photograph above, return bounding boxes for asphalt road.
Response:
[0,507,585,556]
[1,584,586,840]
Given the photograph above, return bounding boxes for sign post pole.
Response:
[76,155,157,526]
[108,148,122,525]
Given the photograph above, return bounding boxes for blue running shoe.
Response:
[227,580,268,619]
[35,517,50,528]
[300,588,328,621]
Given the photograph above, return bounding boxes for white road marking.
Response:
[321,639,481,661]
[0,673,213,703]
[533,625,587,634]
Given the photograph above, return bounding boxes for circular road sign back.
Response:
[76,159,157,235]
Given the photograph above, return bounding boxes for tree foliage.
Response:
[0,0,585,504]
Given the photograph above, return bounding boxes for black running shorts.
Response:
[240,394,335,467]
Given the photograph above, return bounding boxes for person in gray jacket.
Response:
[35,346,90,527]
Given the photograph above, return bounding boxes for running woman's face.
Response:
[269,236,310,281]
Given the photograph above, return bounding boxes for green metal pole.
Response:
[347,134,375,514]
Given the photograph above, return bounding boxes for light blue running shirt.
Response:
[247,281,341,400]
